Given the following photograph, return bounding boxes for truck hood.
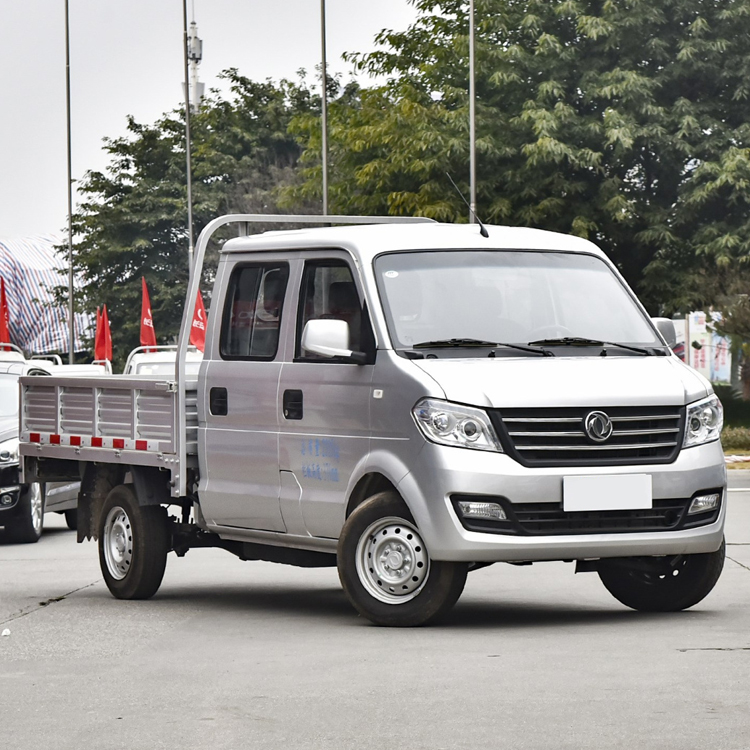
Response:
[411,355,710,409]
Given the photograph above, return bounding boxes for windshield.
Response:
[374,250,661,352]
[0,375,19,418]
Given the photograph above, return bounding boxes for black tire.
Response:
[337,491,468,627]
[97,484,170,600]
[598,539,725,612]
[5,483,45,544]
[64,509,77,531]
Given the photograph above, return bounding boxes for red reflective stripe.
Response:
[50,435,61,445]
[30,433,41,443]
[113,438,125,449]
[91,437,103,447]
[135,440,148,451]
[69,436,81,446]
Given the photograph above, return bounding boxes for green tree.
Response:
[69,71,315,367]
[287,0,750,311]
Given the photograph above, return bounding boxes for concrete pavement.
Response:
[1,489,749,750]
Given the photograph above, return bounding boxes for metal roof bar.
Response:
[173,213,433,496]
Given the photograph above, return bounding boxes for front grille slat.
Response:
[512,441,678,451]
[490,406,685,467]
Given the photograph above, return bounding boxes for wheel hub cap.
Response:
[29,484,42,534]
[103,507,133,580]
[355,517,430,605]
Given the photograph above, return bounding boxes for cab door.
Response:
[277,255,375,539]
[198,258,291,531]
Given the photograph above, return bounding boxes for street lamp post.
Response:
[65,0,75,363]
[182,0,195,283]
[469,0,477,224]
[320,0,329,215]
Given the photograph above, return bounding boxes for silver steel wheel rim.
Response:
[29,483,42,535]
[355,516,430,605]
[103,506,133,581]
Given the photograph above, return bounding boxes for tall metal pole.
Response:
[65,0,75,362]
[469,0,477,224]
[320,0,329,215]
[182,0,195,283]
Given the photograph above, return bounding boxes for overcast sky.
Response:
[1,0,417,239]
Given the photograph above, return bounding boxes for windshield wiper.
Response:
[527,337,654,356]
[413,338,553,356]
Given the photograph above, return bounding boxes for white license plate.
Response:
[563,474,652,512]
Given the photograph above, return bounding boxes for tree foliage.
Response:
[287,0,750,311]
[70,72,316,366]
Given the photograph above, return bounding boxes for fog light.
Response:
[457,501,507,521]
[688,493,720,515]
[0,494,12,506]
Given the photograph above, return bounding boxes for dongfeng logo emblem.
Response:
[584,411,613,442]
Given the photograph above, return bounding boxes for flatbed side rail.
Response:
[174,213,435,496]
[20,376,199,478]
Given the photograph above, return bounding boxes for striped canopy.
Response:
[0,235,92,354]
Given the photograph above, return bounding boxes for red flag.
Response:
[189,290,207,352]
[0,278,10,351]
[94,307,104,360]
[140,277,157,351]
[101,305,112,361]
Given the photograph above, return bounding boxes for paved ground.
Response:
[1,477,749,750]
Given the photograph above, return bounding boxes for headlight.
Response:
[0,437,19,465]
[412,398,502,452]
[683,395,723,448]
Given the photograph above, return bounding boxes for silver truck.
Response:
[19,215,726,626]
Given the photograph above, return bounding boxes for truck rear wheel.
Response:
[98,485,170,600]
[5,483,45,544]
[597,540,725,612]
[337,491,467,627]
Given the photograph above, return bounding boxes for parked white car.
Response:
[123,345,203,377]
[0,349,110,542]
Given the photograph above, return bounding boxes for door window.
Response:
[296,260,368,360]
[220,263,289,360]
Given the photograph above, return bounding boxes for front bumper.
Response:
[397,439,726,562]
[0,484,23,516]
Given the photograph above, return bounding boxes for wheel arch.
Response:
[77,463,126,542]
[345,473,399,518]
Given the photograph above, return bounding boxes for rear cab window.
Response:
[220,262,290,360]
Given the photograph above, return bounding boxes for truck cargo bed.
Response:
[19,375,198,474]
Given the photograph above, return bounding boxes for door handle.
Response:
[209,387,228,416]
[283,389,303,420]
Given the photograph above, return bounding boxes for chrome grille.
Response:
[489,406,685,467]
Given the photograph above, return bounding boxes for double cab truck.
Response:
[19,214,726,626]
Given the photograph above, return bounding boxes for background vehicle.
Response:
[19,215,726,622]
[0,350,110,542]
[123,345,203,376]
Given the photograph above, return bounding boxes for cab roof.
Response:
[221,222,604,264]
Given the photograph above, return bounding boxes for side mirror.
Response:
[301,319,366,363]
[652,317,677,348]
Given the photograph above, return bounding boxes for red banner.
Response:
[190,290,207,352]
[140,277,157,351]
[95,304,112,361]
[0,278,10,351]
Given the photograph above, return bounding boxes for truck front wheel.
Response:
[597,540,725,612]
[98,485,170,600]
[337,491,467,627]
